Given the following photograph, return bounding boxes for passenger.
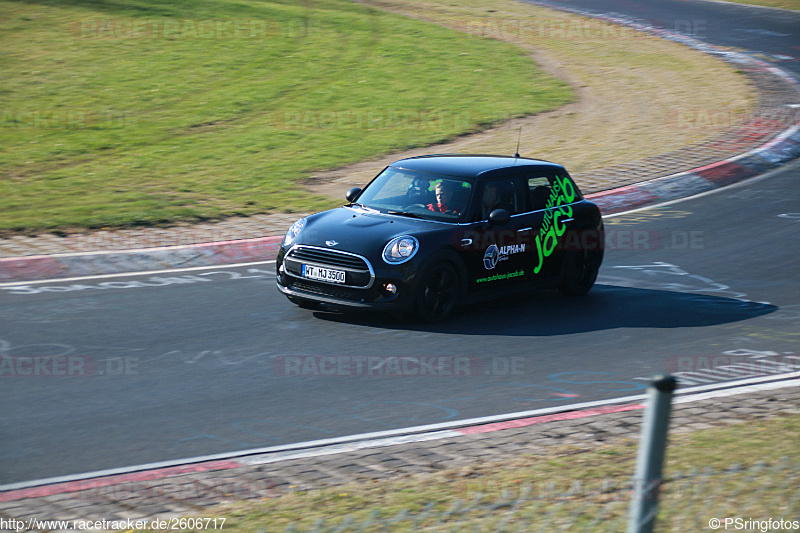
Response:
[481,181,514,218]
[481,182,499,219]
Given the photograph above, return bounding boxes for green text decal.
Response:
[534,175,576,274]
[476,270,525,283]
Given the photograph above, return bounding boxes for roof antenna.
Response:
[513,126,522,158]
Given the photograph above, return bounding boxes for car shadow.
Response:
[311,284,778,336]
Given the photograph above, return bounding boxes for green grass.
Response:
[153,414,800,531]
[0,0,572,233]
[722,0,800,10]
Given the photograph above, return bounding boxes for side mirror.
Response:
[488,208,510,226]
[346,187,361,203]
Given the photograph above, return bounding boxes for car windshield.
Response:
[353,167,474,222]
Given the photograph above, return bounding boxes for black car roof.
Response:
[389,154,565,179]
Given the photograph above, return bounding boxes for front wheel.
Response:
[558,248,603,296]
[415,262,460,322]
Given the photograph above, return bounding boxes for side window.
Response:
[528,176,553,211]
[477,178,525,220]
[527,173,581,211]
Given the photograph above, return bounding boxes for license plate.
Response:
[302,264,346,284]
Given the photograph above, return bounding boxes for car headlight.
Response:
[382,235,419,264]
[283,218,306,246]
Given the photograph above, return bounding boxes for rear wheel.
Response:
[558,248,603,296]
[415,262,460,322]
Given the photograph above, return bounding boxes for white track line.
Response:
[2,165,798,490]
[5,159,797,288]
[602,158,800,219]
[2,373,796,492]
[0,260,276,287]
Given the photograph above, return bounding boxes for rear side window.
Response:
[527,173,581,212]
[475,177,527,220]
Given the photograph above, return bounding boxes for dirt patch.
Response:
[306,0,756,199]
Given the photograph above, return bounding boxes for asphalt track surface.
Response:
[2,160,799,485]
[2,0,800,486]
[532,0,800,78]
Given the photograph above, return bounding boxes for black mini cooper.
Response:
[276,155,604,321]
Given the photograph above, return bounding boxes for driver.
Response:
[427,180,463,214]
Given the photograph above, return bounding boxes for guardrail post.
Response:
[627,374,678,533]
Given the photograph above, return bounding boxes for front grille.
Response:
[284,245,374,289]
[290,279,371,302]
[288,247,369,270]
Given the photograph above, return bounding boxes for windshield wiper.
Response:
[387,210,424,219]
[351,203,380,213]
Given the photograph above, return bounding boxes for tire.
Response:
[287,296,321,310]
[415,262,460,322]
[557,248,603,296]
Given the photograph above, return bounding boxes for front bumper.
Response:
[276,246,417,311]
[275,279,406,310]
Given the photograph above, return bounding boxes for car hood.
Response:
[297,207,434,253]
